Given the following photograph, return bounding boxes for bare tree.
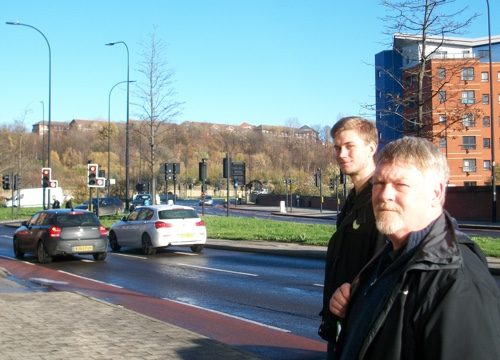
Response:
[377,0,478,139]
[135,28,183,201]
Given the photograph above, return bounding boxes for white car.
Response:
[108,205,207,254]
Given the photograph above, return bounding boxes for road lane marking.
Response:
[57,270,123,288]
[0,235,12,238]
[176,263,258,277]
[172,251,198,256]
[313,283,324,287]
[167,298,290,333]
[111,253,148,260]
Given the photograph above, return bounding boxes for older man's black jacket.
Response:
[336,212,500,360]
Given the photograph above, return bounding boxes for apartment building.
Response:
[376,33,500,186]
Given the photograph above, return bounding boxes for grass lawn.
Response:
[1,208,499,257]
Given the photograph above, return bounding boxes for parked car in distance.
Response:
[13,209,108,263]
[159,193,177,204]
[75,197,125,216]
[198,195,213,206]
[108,204,207,255]
[130,193,153,211]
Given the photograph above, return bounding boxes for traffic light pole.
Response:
[10,173,14,219]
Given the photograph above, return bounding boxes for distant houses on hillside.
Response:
[32,119,320,142]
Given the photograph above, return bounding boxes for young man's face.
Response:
[371,160,443,245]
[333,129,375,176]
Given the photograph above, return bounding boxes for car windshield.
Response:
[55,212,100,226]
[158,209,198,220]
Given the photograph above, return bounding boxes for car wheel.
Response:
[190,245,204,253]
[93,252,107,261]
[13,237,24,259]
[37,241,52,264]
[109,232,121,252]
[141,233,156,255]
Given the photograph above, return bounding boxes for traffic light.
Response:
[199,159,207,181]
[164,163,173,181]
[42,168,51,188]
[329,177,335,190]
[13,175,21,190]
[314,169,321,187]
[2,174,10,190]
[87,164,98,186]
[223,157,231,179]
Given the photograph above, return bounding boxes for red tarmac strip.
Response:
[0,258,326,352]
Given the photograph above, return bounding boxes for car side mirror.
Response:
[21,220,28,227]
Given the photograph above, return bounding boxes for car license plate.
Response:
[181,233,194,239]
[73,245,93,252]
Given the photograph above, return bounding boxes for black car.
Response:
[130,193,153,211]
[13,209,108,263]
[75,197,125,216]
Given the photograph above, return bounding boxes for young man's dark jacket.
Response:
[320,182,382,340]
[335,211,500,360]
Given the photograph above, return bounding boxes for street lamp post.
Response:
[7,21,52,209]
[107,80,135,197]
[40,100,45,167]
[486,0,496,222]
[106,41,130,211]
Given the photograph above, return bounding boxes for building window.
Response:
[439,137,447,148]
[439,114,446,124]
[436,51,447,58]
[437,67,446,79]
[462,114,475,127]
[438,90,447,103]
[378,70,383,78]
[482,72,489,82]
[478,49,490,59]
[483,94,490,104]
[483,116,491,127]
[497,71,500,81]
[462,136,476,150]
[461,90,475,105]
[484,160,492,170]
[461,67,474,81]
[464,181,477,187]
[498,94,500,104]
[463,159,476,172]
[483,138,491,149]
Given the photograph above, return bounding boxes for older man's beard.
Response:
[374,202,405,235]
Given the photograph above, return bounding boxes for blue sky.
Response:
[1,0,498,130]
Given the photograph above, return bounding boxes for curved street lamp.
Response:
[7,21,52,209]
[40,100,45,167]
[106,41,131,210]
[108,80,135,197]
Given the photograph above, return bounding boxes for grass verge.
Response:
[2,208,499,257]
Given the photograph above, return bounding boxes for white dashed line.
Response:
[57,270,123,288]
[176,263,258,277]
[167,298,290,333]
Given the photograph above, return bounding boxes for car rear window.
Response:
[55,212,100,226]
[158,209,199,220]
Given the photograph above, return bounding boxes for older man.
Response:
[330,136,500,360]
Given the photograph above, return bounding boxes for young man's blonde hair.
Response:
[330,116,379,147]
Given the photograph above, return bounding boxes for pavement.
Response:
[0,205,498,359]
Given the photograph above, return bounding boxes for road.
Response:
[0,225,324,341]
[1,206,499,359]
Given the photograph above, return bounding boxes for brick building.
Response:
[376,33,500,186]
